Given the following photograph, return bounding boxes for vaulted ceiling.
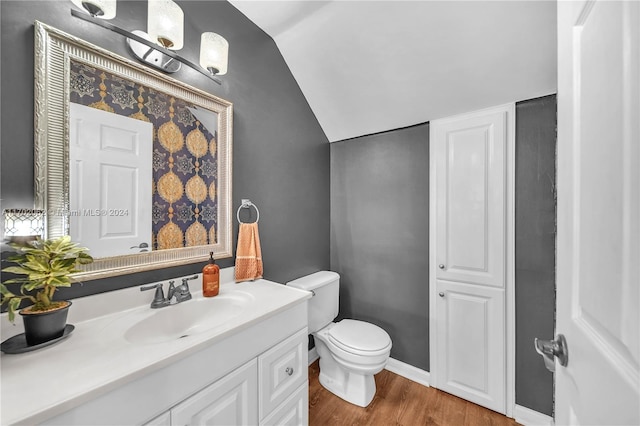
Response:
[229,1,557,142]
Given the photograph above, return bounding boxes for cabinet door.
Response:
[435,280,505,413]
[171,360,258,426]
[258,328,307,420]
[260,383,308,426]
[433,108,507,288]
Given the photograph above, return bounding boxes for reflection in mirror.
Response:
[34,21,232,280]
[68,61,220,258]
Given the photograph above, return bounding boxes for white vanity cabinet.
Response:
[145,328,308,426]
[35,290,310,426]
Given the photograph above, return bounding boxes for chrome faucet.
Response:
[140,275,197,308]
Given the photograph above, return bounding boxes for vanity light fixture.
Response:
[3,209,45,244]
[69,0,228,85]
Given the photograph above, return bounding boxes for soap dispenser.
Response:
[202,252,220,297]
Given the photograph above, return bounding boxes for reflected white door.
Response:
[431,104,513,414]
[556,1,639,424]
[69,103,153,258]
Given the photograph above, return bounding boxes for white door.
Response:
[555,1,639,424]
[431,104,513,415]
[69,103,153,258]
[171,360,258,426]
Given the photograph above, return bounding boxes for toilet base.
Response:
[318,365,376,407]
[316,345,378,407]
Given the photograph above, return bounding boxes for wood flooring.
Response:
[308,360,521,426]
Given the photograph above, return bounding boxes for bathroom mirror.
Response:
[33,21,233,280]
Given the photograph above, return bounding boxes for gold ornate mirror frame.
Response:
[33,21,233,280]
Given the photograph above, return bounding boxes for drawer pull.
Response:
[285,367,294,376]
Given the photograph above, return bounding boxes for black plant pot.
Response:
[20,301,72,346]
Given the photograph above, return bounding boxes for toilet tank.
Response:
[287,271,339,333]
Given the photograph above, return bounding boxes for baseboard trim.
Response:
[308,347,319,365]
[384,357,430,387]
[514,405,554,426]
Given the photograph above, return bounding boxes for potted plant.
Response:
[1,236,93,345]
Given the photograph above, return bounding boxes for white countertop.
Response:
[0,270,311,425]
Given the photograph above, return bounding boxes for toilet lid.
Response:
[328,319,391,354]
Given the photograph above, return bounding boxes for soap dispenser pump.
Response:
[202,252,220,297]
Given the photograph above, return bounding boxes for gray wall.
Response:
[329,96,556,415]
[330,124,431,370]
[0,0,330,297]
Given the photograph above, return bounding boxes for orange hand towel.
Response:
[235,222,263,282]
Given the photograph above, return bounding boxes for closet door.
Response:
[431,104,512,414]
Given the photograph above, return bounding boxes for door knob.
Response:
[438,264,445,269]
[439,292,445,297]
[285,367,294,376]
[534,334,568,373]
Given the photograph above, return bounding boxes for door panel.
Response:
[69,103,153,258]
[556,1,639,424]
[435,111,506,288]
[99,164,138,238]
[436,280,505,413]
[171,360,258,426]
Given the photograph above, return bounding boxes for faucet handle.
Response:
[140,283,169,309]
[180,275,198,291]
[175,275,196,302]
[182,275,198,286]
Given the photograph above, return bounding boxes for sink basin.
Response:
[124,291,254,345]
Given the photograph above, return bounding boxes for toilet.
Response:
[287,271,392,407]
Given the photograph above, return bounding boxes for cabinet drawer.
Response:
[258,328,307,419]
[260,383,308,426]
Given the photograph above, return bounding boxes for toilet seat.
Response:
[328,319,392,356]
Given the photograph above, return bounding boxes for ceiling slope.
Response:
[230,1,557,142]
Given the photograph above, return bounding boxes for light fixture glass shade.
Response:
[70,0,116,19]
[147,0,184,50]
[200,32,229,75]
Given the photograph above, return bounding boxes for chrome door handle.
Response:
[534,334,568,373]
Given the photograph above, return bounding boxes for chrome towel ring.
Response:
[237,199,260,223]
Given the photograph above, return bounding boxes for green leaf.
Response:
[49,277,72,287]
[0,284,15,297]
[24,259,50,273]
[1,266,31,275]
[1,277,30,285]
[7,298,21,322]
